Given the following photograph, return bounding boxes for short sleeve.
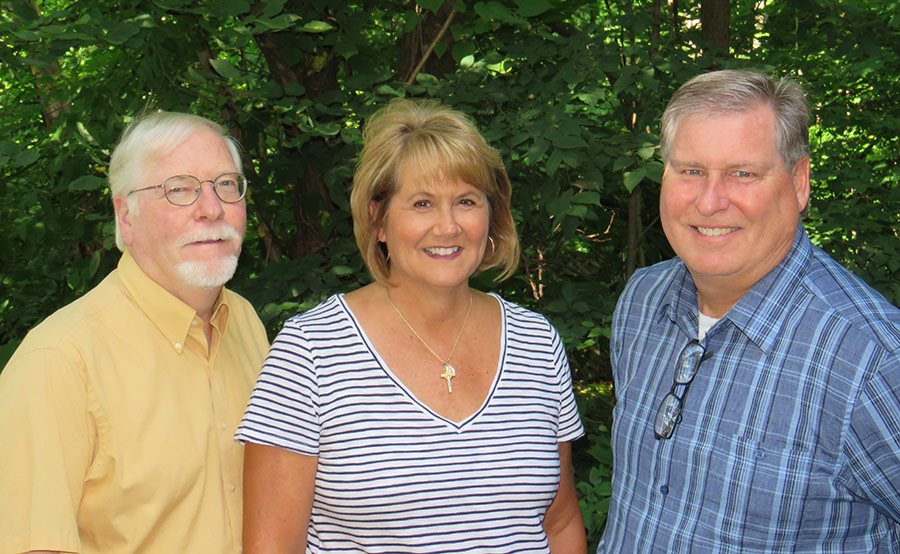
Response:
[0,347,91,554]
[235,318,321,456]
[550,324,585,443]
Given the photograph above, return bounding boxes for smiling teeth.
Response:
[425,247,460,255]
[696,227,737,236]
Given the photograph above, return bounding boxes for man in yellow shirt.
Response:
[0,111,269,553]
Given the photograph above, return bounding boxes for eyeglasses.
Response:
[654,339,711,440]
[128,173,248,206]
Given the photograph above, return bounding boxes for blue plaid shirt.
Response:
[598,225,900,553]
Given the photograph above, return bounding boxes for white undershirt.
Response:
[698,312,720,341]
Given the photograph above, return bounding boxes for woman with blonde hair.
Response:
[237,98,586,553]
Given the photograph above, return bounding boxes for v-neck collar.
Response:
[336,293,506,432]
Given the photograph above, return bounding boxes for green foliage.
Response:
[573,383,615,550]
[1,0,898,536]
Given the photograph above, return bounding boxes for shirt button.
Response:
[231,483,236,492]
[174,342,182,350]
[191,319,199,326]
[220,422,227,431]
[756,449,766,460]
[659,485,669,495]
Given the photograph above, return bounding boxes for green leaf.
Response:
[516,0,553,18]
[552,134,588,149]
[316,121,342,136]
[376,84,401,96]
[253,14,302,32]
[643,161,664,184]
[284,82,306,96]
[623,168,647,192]
[186,66,209,83]
[637,145,656,160]
[88,251,101,278]
[209,58,242,79]
[572,191,601,205]
[334,40,358,59]
[545,149,563,176]
[104,22,140,45]
[612,156,632,172]
[451,41,477,62]
[474,2,524,24]
[0,141,18,156]
[417,0,445,14]
[300,20,335,33]
[13,149,39,168]
[68,175,107,192]
[12,29,41,41]
[261,0,286,18]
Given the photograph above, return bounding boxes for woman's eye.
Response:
[413,200,431,208]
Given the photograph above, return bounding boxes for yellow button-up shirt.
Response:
[0,250,269,553]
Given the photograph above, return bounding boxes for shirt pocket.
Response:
[698,432,838,548]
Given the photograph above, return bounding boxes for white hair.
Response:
[107,111,242,251]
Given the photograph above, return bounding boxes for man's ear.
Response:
[792,156,811,213]
[113,195,135,247]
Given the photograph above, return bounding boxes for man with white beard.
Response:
[0,111,269,554]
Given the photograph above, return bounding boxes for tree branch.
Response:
[405,7,456,85]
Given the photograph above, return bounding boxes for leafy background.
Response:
[2,0,898,547]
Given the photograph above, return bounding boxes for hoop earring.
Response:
[488,236,496,256]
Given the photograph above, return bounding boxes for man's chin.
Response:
[176,256,239,289]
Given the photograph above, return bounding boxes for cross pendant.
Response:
[441,362,456,393]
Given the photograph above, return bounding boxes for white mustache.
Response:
[176,225,242,247]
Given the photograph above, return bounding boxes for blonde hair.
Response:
[350,98,520,285]
[107,111,242,251]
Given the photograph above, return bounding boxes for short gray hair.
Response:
[107,111,242,251]
[660,70,809,169]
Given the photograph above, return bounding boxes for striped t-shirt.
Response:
[236,293,584,553]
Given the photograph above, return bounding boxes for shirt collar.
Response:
[726,224,811,353]
[662,224,811,353]
[117,250,232,352]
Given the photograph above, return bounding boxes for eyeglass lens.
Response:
[654,340,707,439]
[164,173,247,206]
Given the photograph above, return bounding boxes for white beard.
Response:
[176,255,239,289]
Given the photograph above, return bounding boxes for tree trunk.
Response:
[253,13,341,258]
[701,0,730,56]
[626,185,642,279]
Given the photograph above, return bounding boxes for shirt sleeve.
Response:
[549,324,585,443]
[844,353,900,522]
[0,346,91,554]
[235,318,320,456]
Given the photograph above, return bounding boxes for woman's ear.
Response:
[370,200,385,242]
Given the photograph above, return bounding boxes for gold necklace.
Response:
[386,290,473,393]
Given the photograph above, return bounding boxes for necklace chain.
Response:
[386,290,473,393]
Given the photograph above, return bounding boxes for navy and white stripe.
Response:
[598,224,900,553]
[237,293,584,553]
